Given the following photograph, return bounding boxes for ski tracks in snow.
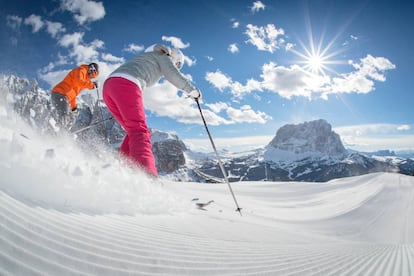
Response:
[1,173,414,275]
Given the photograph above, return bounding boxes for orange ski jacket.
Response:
[52,64,95,109]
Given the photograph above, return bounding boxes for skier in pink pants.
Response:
[103,44,201,176]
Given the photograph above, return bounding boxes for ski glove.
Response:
[71,106,79,115]
[93,81,99,88]
[186,88,202,100]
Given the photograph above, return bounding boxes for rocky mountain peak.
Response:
[0,74,39,96]
[151,129,187,174]
[266,119,347,160]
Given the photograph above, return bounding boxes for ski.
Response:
[192,198,214,211]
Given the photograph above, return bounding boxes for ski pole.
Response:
[72,116,114,134]
[95,87,108,140]
[195,98,242,216]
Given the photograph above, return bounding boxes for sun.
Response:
[289,34,344,76]
[290,41,334,76]
[306,54,325,74]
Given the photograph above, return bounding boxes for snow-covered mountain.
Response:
[1,73,413,183]
[266,119,347,161]
[192,120,413,182]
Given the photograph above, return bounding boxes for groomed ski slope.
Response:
[1,108,414,275]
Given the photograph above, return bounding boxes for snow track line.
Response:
[1,174,414,275]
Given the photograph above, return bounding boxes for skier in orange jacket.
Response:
[51,63,99,130]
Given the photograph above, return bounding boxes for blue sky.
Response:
[1,0,413,153]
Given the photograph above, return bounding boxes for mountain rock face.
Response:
[151,130,187,173]
[268,119,347,157]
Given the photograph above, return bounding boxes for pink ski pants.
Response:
[103,77,158,176]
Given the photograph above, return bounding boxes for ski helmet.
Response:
[88,63,99,78]
[170,48,184,70]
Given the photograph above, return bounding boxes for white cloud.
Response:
[161,36,190,49]
[60,0,105,24]
[285,43,294,51]
[183,55,196,67]
[10,14,64,39]
[58,32,84,47]
[335,124,412,137]
[56,32,104,64]
[334,123,414,151]
[206,70,263,98]
[206,54,395,100]
[101,53,124,63]
[226,105,271,124]
[251,1,266,13]
[6,15,22,30]
[123,43,145,53]
[205,102,271,124]
[205,71,233,92]
[205,102,228,113]
[45,21,66,38]
[230,19,240,28]
[142,81,230,126]
[228,43,239,54]
[24,14,44,33]
[141,80,270,125]
[325,55,396,97]
[260,63,314,98]
[397,125,411,131]
[245,24,285,53]
[340,135,414,152]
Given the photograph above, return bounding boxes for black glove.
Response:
[71,106,78,112]
[93,81,99,88]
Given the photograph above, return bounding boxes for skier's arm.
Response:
[74,67,95,90]
[159,55,196,93]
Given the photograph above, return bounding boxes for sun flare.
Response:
[289,34,344,76]
[306,54,325,73]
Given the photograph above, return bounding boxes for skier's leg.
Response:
[103,77,157,176]
[103,79,129,156]
[51,92,70,130]
[125,93,158,176]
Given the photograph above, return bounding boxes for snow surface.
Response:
[1,104,414,275]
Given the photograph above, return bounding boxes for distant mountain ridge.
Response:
[190,120,413,182]
[1,73,413,182]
